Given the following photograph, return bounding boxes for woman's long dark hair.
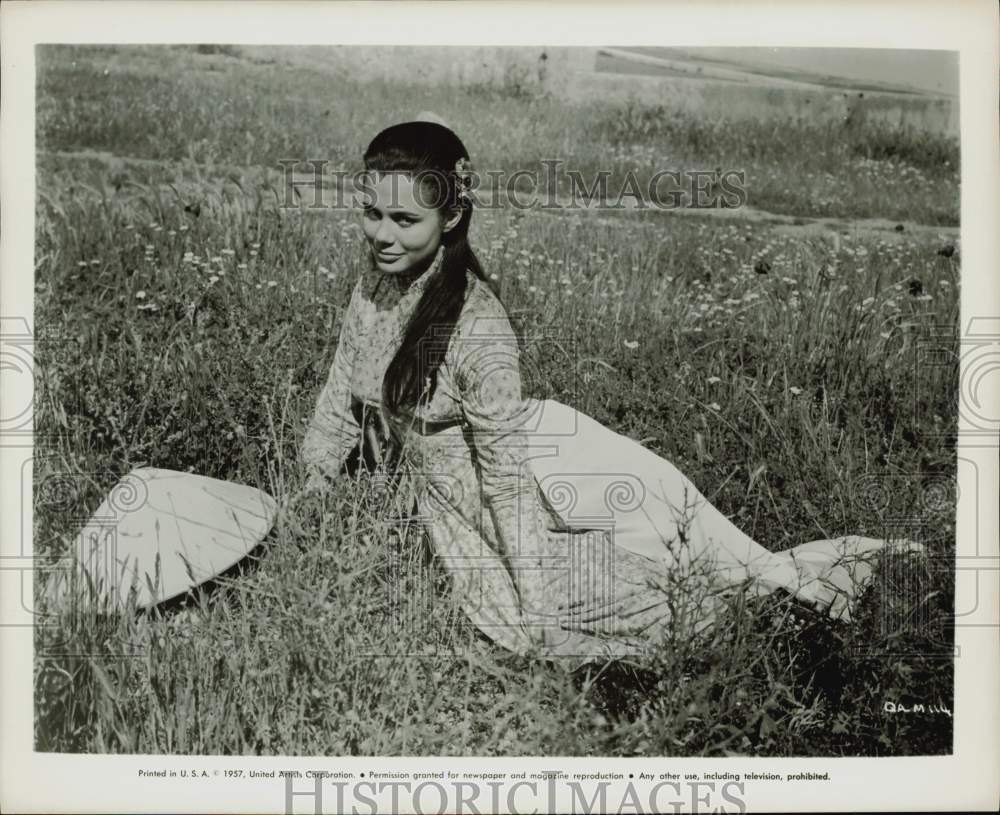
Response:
[364,121,495,439]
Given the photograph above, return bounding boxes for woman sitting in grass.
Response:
[301,117,920,667]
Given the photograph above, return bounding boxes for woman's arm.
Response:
[455,299,563,645]
[301,275,365,487]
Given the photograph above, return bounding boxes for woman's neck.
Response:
[380,245,444,294]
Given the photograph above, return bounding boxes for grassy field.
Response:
[34,45,957,756]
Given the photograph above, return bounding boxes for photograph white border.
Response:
[2,1,997,812]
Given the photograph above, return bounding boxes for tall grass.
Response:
[32,45,958,756]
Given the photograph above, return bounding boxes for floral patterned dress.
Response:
[303,246,910,666]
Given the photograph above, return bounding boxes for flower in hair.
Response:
[454,157,474,203]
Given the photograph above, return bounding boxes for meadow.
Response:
[34,45,958,756]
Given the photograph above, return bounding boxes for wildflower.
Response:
[789,386,803,396]
[208,275,219,284]
[880,332,891,340]
[707,376,721,384]
[135,290,146,299]
[623,340,639,350]
[708,402,721,411]
[211,256,222,264]
[528,285,537,294]
[221,248,235,256]
[267,281,277,288]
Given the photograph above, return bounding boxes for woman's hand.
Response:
[289,472,329,509]
[278,472,331,536]
[301,470,329,498]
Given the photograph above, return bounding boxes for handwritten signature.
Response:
[883,701,952,717]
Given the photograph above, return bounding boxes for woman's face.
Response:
[361,172,459,275]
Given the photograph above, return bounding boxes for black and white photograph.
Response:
[2,2,998,813]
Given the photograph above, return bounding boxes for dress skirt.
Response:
[425,398,919,663]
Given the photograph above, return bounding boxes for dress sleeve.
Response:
[454,295,563,643]
[301,275,364,483]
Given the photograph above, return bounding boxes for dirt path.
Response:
[530,197,959,243]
